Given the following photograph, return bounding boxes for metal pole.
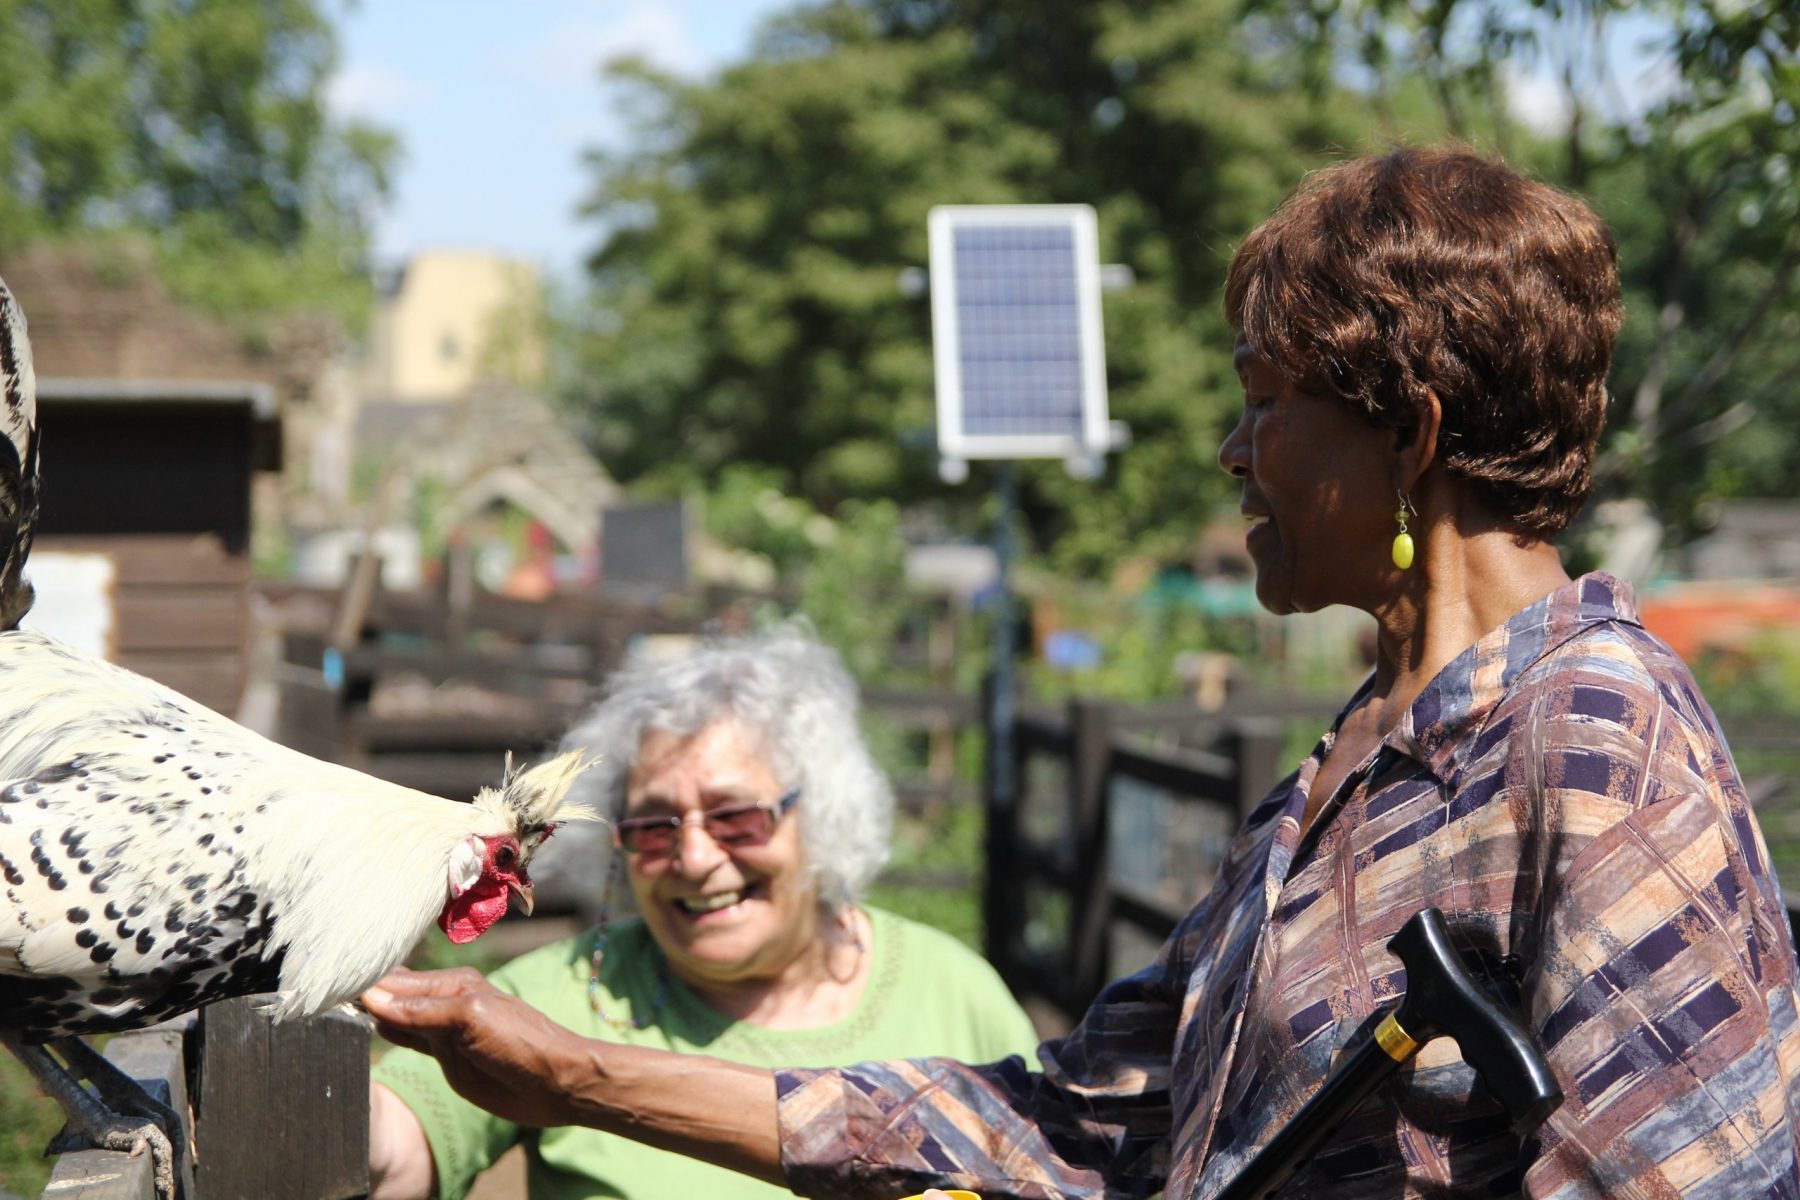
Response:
[990,461,1017,821]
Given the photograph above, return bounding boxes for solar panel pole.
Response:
[990,458,1018,839]
[925,204,1118,966]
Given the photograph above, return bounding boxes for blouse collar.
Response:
[1386,572,1642,781]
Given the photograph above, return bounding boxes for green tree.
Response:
[564,0,1384,578]
[1247,0,1800,533]
[0,0,395,329]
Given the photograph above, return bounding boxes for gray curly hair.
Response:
[558,621,894,911]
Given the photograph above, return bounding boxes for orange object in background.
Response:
[1636,583,1800,661]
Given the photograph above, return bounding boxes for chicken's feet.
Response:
[52,1035,191,1198]
[1,1032,186,1200]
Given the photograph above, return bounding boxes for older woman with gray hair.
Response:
[367,623,1038,1200]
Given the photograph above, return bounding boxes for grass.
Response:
[0,1049,76,1197]
[867,799,986,950]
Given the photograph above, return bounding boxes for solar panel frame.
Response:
[928,204,1110,461]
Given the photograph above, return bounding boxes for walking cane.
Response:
[1216,906,1562,1200]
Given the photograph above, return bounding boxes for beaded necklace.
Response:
[588,920,672,1031]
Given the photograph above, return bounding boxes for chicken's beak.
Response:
[508,878,536,917]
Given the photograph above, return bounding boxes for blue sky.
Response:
[328,3,1675,285]
[328,1,792,281]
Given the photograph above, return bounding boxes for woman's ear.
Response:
[1395,390,1443,494]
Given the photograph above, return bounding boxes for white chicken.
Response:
[0,273,593,1198]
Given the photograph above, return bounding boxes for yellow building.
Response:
[361,250,544,400]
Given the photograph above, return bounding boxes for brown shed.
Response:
[29,379,282,715]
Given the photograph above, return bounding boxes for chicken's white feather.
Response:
[0,628,592,1036]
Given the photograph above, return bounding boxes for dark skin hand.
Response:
[364,966,597,1128]
[362,967,785,1183]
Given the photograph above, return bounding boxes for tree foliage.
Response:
[0,0,395,329]
[566,0,1797,574]
[1246,0,1800,533]
[565,0,1389,577]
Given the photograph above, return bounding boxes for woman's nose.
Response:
[1218,409,1251,478]
[671,819,728,875]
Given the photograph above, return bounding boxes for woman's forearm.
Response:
[560,1041,784,1184]
[367,1083,436,1200]
[363,970,787,1186]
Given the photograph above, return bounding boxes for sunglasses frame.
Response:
[611,788,801,857]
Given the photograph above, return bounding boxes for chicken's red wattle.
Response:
[439,880,512,944]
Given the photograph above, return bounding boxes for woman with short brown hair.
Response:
[1226,145,1621,537]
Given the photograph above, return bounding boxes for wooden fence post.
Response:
[274,631,345,763]
[1067,697,1114,1012]
[980,669,1018,975]
[1229,718,1290,816]
[190,997,369,1200]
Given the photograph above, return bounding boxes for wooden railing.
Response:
[983,693,1800,1025]
[982,691,1335,1021]
[38,998,367,1200]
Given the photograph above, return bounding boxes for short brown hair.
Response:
[1224,145,1623,536]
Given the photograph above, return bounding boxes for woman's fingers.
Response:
[363,968,499,1028]
[369,966,489,999]
[368,1018,434,1055]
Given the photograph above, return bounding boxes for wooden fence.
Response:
[37,999,367,1200]
[980,692,1315,1019]
[982,692,1800,1024]
[267,582,980,821]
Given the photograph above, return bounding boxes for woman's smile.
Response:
[669,880,767,919]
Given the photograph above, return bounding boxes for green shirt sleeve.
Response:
[372,1043,519,1200]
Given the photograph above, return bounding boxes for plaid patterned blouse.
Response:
[777,574,1800,1199]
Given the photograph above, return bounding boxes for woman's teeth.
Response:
[677,891,745,914]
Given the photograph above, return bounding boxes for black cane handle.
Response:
[1214,907,1562,1200]
[1387,907,1562,1137]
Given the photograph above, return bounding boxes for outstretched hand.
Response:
[362,967,599,1129]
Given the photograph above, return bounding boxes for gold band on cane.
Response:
[1373,1011,1420,1062]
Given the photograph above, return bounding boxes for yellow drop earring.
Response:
[1391,492,1417,570]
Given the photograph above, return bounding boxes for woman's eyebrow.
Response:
[625,784,762,811]
[623,794,681,813]
[698,785,764,807]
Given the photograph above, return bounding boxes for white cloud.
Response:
[325,63,435,120]
[494,5,707,90]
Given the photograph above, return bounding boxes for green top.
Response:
[374,907,1041,1200]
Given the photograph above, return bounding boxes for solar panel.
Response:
[928,205,1109,462]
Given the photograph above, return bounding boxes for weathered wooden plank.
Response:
[114,593,246,652]
[860,685,980,726]
[37,1152,152,1200]
[345,751,511,799]
[34,534,247,586]
[341,642,594,688]
[192,998,369,1200]
[349,712,564,755]
[1109,743,1236,806]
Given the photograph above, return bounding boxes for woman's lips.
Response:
[1245,516,1274,555]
